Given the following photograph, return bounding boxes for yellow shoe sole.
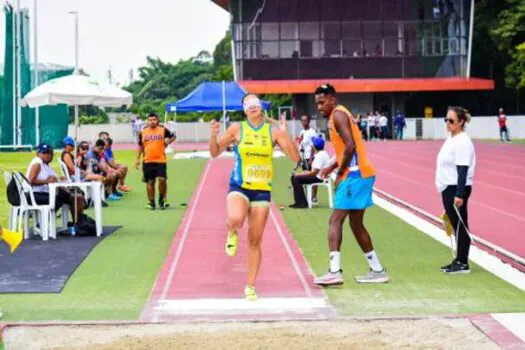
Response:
[225,232,238,257]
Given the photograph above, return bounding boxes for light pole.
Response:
[68,11,79,142]
[34,0,40,145]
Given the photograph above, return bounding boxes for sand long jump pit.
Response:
[3,318,499,350]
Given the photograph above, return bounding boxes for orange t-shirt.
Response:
[329,105,375,179]
[138,126,174,163]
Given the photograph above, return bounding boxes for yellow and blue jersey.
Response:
[230,121,273,192]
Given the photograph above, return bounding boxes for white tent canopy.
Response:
[21,74,132,108]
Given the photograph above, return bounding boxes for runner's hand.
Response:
[134,160,140,170]
[210,119,220,137]
[454,197,464,207]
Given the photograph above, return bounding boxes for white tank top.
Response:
[25,157,57,193]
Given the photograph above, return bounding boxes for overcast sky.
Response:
[0,0,230,85]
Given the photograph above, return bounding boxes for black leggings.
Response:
[442,185,472,264]
[291,174,322,207]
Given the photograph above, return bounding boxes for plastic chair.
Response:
[12,172,58,241]
[305,177,333,209]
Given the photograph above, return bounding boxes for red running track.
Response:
[142,158,333,322]
[364,140,525,260]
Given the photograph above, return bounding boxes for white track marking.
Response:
[373,194,525,291]
[269,207,314,298]
[491,313,525,342]
[155,297,329,315]
[159,160,213,301]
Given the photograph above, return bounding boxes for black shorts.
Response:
[143,162,167,182]
[31,190,72,210]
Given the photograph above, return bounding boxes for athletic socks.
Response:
[329,251,341,273]
[365,250,384,272]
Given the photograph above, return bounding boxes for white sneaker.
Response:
[314,270,344,286]
[355,269,390,283]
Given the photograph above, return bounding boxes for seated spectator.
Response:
[85,139,121,201]
[26,143,85,225]
[289,136,331,209]
[99,131,131,192]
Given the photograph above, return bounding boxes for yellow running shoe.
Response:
[244,285,258,301]
[225,231,238,257]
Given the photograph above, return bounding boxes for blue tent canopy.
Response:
[165,81,271,113]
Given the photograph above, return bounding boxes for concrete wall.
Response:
[69,116,525,144]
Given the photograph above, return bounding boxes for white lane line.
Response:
[373,194,525,291]
[155,297,329,315]
[491,313,525,342]
[159,160,213,300]
[269,207,314,298]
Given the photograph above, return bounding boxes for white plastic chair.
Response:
[305,177,334,209]
[12,172,59,241]
[58,160,72,182]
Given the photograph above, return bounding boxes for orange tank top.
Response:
[328,105,375,179]
[140,126,169,163]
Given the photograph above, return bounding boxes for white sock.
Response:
[365,251,383,272]
[329,251,341,273]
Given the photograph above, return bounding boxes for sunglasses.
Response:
[444,118,456,124]
[79,146,89,150]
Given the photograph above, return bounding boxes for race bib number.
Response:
[244,165,272,183]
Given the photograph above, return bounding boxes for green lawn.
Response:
[0,150,206,321]
[0,153,524,321]
[272,158,525,316]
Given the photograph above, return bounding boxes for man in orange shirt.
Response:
[135,112,176,210]
[313,84,389,286]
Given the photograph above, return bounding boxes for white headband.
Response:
[243,98,261,111]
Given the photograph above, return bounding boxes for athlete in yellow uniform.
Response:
[210,93,300,300]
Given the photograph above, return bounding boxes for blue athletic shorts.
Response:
[228,184,271,205]
[334,173,375,210]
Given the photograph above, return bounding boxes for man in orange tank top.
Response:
[135,112,176,210]
[313,84,389,286]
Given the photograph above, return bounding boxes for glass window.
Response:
[323,40,341,57]
[261,23,279,40]
[243,42,261,59]
[300,40,322,58]
[232,23,243,41]
[363,21,382,37]
[384,37,403,56]
[405,36,421,56]
[300,22,319,40]
[280,22,298,40]
[261,42,279,59]
[322,22,341,39]
[342,22,361,38]
[383,21,400,37]
[342,39,362,57]
[280,41,299,58]
[364,39,383,56]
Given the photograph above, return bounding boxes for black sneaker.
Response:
[159,201,170,210]
[289,203,307,209]
[440,260,455,272]
[146,201,156,210]
[444,260,470,274]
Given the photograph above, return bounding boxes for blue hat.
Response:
[312,136,325,150]
[63,136,75,146]
[37,143,53,154]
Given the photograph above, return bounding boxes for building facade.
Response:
[212,0,493,124]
